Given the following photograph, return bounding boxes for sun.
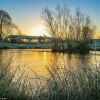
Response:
[32,25,49,36]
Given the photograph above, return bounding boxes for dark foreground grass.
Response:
[0,56,100,100]
[45,60,100,100]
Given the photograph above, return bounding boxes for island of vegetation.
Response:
[0,5,99,54]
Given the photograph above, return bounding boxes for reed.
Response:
[0,56,100,100]
[0,56,47,100]
[45,60,100,100]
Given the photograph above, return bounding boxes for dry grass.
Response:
[45,59,100,100]
[0,55,100,100]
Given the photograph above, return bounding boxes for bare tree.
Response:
[42,5,72,51]
[42,5,96,53]
[80,16,96,52]
[74,8,96,53]
[42,7,59,51]
[0,10,12,40]
[0,10,19,41]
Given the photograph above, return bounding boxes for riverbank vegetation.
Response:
[42,5,96,54]
[0,56,100,100]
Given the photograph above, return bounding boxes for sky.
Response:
[0,0,100,38]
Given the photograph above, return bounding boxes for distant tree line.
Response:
[42,5,96,54]
[0,10,22,41]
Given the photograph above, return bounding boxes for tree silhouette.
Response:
[0,10,19,40]
[42,5,96,53]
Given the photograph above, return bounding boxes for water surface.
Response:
[0,49,100,78]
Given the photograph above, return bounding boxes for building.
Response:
[6,35,52,44]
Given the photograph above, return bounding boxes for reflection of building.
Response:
[6,35,52,43]
[90,39,100,50]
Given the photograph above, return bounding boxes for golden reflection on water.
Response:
[0,49,100,78]
[43,52,47,60]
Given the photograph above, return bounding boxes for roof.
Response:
[7,35,51,39]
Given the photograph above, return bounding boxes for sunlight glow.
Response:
[32,25,49,36]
